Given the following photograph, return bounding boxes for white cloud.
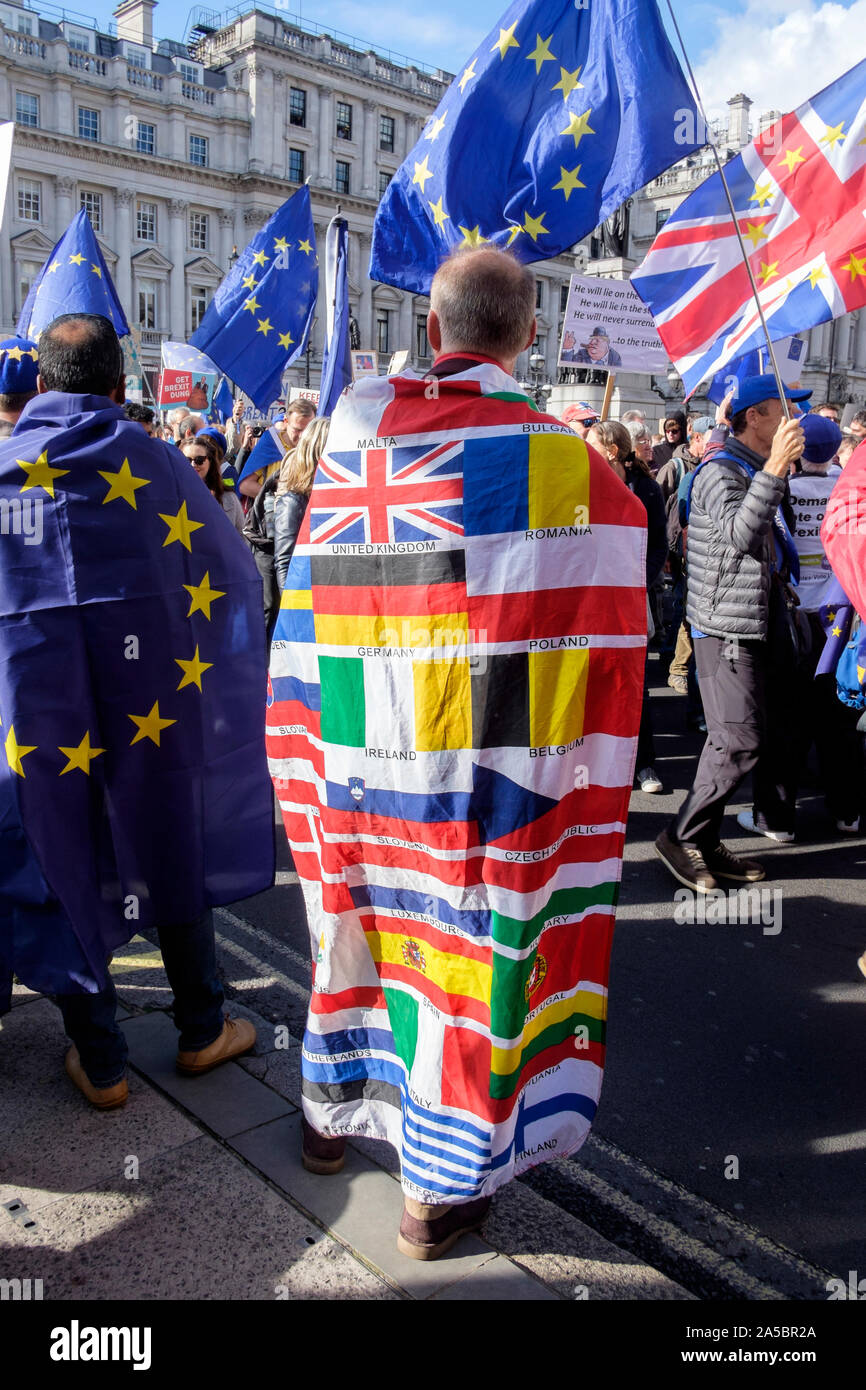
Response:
[693,1,866,124]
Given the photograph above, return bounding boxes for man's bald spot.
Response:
[430,246,536,360]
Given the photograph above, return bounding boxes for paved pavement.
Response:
[1,651,862,1301]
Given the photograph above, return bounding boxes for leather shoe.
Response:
[397,1195,491,1261]
[655,828,718,892]
[176,1016,256,1075]
[705,843,765,882]
[65,1046,128,1110]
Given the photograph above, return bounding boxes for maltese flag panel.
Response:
[632,58,866,398]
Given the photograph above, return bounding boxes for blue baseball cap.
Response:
[801,412,842,464]
[196,427,227,454]
[731,373,812,415]
[0,337,39,394]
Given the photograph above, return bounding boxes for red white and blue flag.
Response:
[632,58,866,398]
[309,441,464,545]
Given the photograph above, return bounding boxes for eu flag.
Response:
[370,0,700,293]
[17,207,130,340]
[0,393,275,996]
[192,186,318,412]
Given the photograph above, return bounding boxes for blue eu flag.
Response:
[0,394,275,996]
[17,208,130,340]
[192,186,318,412]
[370,0,700,293]
[318,217,352,417]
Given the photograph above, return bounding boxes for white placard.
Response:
[559,273,669,374]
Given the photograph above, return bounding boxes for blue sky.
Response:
[64,0,864,119]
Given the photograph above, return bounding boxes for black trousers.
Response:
[672,635,767,849]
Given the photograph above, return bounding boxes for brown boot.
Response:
[64,1046,128,1111]
[176,1016,256,1075]
[301,1117,346,1174]
[397,1194,491,1261]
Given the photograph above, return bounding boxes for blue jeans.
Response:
[55,910,224,1088]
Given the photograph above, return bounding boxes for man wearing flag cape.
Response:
[267,247,647,1258]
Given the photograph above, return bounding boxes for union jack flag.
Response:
[309,440,463,545]
[632,58,866,398]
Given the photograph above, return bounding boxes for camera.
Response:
[251,424,265,437]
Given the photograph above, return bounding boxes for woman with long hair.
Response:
[274,416,330,589]
[182,435,246,535]
[587,419,668,795]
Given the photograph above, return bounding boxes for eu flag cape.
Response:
[266,362,647,1199]
[0,395,275,996]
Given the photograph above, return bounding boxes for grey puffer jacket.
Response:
[685,438,786,640]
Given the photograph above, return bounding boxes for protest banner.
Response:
[559,273,669,373]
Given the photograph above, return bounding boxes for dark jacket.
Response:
[651,411,688,472]
[274,489,309,590]
[685,437,786,640]
[625,463,667,587]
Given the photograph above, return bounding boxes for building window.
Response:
[78,107,100,142]
[5,10,34,33]
[136,201,156,242]
[189,134,209,167]
[125,42,150,68]
[17,259,43,314]
[178,60,200,83]
[138,278,157,330]
[80,190,102,231]
[535,279,544,309]
[378,170,391,198]
[379,115,395,152]
[190,285,211,334]
[655,208,670,232]
[336,101,352,140]
[560,283,570,313]
[335,160,350,196]
[17,178,41,222]
[377,311,390,356]
[288,148,305,184]
[416,314,430,360]
[15,92,39,128]
[66,27,92,53]
[189,212,209,251]
[135,121,155,155]
[289,87,306,127]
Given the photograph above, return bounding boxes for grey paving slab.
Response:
[0,998,200,1214]
[123,1011,294,1137]
[486,1174,694,1300]
[228,1112,499,1298]
[429,1254,560,1300]
[2,1135,397,1301]
[108,933,174,1011]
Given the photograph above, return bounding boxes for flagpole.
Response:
[665,1,792,420]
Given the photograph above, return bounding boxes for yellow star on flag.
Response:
[183,571,225,620]
[526,33,555,74]
[844,253,866,282]
[5,346,23,361]
[58,731,105,776]
[5,725,36,777]
[274,236,290,254]
[743,220,769,250]
[68,252,85,266]
[832,625,842,638]
[758,259,779,284]
[827,610,836,625]
[749,181,774,210]
[780,147,805,175]
[98,458,150,508]
[561,108,595,148]
[175,645,213,693]
[251,249,270,267]
[47,259,61,274]
[413,155,433,192]
[425,111,447,141]
[505,225,522,247]
[243,295,261,314]
[522,210,549,241]
[257,318,273,336]
[491,22,519,59]
[91,264,102,277]
[298,239,313,255]
[428,196,449,232]
[458,60,477,92]
[458,224,488,247]
[820,122,845,149]
[241,272,258,290]
[552,66,583,101]
[278,330,294,350]
[552,165,585,201]
[808,264,827,289]
[128,701,176,748]
[160,501,204,552]
[17,450,69,498]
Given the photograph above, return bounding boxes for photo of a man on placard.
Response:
[573,325,623,367]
